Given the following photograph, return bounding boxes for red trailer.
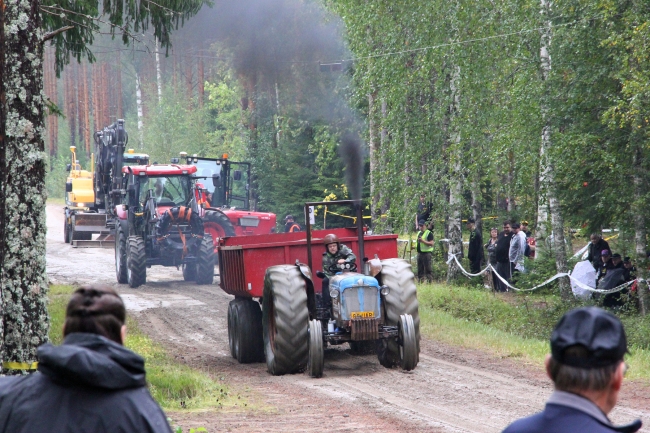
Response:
[219,200,420,377]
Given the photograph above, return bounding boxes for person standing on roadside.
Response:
[485,227,499,290]
[0,286,173,433]
[494,221,513,292]
[466,218,483,274]
[587,233,611,270]
[415,219,434,283]
[509,222,527,277]
[502,306,641,433]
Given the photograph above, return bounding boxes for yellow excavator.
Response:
[63,146,111,246]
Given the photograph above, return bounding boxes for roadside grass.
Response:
[418,282,650,382]
[48,285,241,411]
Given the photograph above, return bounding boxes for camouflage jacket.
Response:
[322,244,357,277]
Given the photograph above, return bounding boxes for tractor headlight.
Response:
[380,285,390,296]
[330,289,339,299]
[76,202,85,207]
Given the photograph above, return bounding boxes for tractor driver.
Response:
[320,234,357,314]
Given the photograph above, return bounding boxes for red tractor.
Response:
[181,153,276,251]
[113,163,216,287]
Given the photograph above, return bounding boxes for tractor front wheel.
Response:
[115,224,128,284]
[195,235,215,285]
[64,216,70,243]
[228,298,264,363]
[127,236,147,288]
[377,258,420,369]
[307,319,324,378]
[262,265,309,375]
[398,314,418,371]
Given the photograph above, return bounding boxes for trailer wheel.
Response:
[377,258,420,368]
[399,314,418,371]
[127,236,147,288]
[262,265,309,375]
[228,298,264,363]
[115,224,128,284]
[182,264,197,281]
[195,234,215,285]
[307,319,324,378]
[203,210,235,253]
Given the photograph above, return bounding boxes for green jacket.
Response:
[322,244,357,277]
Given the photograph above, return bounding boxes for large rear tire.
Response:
[377,258,420,368]
[115,224,128,284]
[127,236,147,288]
[307,319,324,378]
[195,234,215,285]
[262,265,309,375]
[202,210,235,255]
[228,298,264,363]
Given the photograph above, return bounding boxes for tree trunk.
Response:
[1,0,50,373]
[538,0,569,297]
[135,73,144,149]
[81,62,90,154]
[197,55,204,107]
[116,65,123,120]
[446,66,463,283]
[632,144,649,315]
[155,37,162,103]
[471,173,483,237]
[368,91,380,227]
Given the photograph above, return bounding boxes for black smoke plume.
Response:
[339,132,364,202]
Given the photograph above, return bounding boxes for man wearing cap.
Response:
[415,219,434,283]
[502,307,641,433]
[284,215,301,233]
[466,218,484,274]
[597,250,616,286]
[623,257,636,282]
[494,221,513,292]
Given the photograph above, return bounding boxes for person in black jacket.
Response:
[0,286,172,433]
[587,233,610,270]
[466,218,483,274]
[494,221,513,292]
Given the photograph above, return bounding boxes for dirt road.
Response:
[46,203,649,432]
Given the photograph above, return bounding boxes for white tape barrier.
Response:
[446,253,637,294]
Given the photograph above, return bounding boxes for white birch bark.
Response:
[155,37,162,103]
[447,65,463,282]
[538,0,569,296]
[135,73,144,149]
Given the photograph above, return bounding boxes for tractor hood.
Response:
[329,273,381,321]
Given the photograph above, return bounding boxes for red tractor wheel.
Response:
[202,210,236,253]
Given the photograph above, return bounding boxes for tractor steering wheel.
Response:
[328,261,357,274]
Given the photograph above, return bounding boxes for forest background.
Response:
[41,0,650,290]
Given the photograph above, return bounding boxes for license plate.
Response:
[350,311,374,319]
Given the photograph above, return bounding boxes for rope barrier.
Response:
[445,253,637,295]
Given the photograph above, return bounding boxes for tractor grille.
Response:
[342,286,379,320]
[350,318,380,341]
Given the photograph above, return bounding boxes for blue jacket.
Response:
[502,391,641,433]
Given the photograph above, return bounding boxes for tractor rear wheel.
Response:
[115,224,128,284]
[377,258,420,369]
[228,298,264,363]
[262,265,309,375]
[399,314,418,371]
[127,236,147,288]
[307,319,324,378]
[195,235,215,285]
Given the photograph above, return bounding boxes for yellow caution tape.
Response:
[604,233,619,241]
[2,361,38,370]
[323,209,381,224]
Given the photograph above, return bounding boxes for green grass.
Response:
[48,285,240,411]
[418,282,650,382]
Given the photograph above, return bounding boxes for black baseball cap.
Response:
[551,307,627,368]
[284,214,294,221]
[418,219,426,226]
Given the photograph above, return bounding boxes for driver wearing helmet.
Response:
[320,234,357,314]
[322,234,357,278]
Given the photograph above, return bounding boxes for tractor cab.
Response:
[181,153,251,210]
